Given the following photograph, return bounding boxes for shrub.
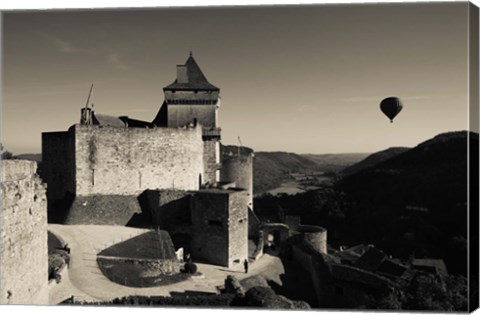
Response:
[184,262,198,274]
[48,255,65,280]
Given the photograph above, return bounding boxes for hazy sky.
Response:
[1,3,472,154]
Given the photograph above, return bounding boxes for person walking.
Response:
[243,259,249,273]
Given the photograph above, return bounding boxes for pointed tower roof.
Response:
[164,54,219,91]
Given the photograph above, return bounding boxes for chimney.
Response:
[177,65,188,83]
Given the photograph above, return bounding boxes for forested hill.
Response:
[253,151,369,194]
[335,131,478,275]
[253,152,320,193]
[342,147,410,176]
[301,153,370,172]
[254,131,477,276]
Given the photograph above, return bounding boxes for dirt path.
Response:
[48,224,283,304]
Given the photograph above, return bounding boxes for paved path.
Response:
[48,224,284,304]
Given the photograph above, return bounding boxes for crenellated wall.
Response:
[0,160,48,305]
[74,125,204,196]
[43,124,205,198]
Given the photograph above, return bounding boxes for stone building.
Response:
[41,54,253,267]
[0,160,48,305]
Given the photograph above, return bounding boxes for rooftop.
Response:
[164,54,219,92]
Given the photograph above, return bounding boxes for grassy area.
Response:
[97,257,190,288]
[98,230,177,260]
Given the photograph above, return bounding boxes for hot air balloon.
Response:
[380,97,403,123]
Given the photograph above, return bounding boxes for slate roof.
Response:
[164,55,219,91]
[412,259,448,276]
[353,246,387,272]
[92,113,126,127]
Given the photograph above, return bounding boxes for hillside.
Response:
[335,131,477,275]
[342,147,410,176]
[253,152,321,194]
[254,131,477,276]
[302,153,370,172]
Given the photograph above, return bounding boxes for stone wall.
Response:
[0,160,48,305]
[227,190,249,266]
[142,189,192,229]
[74,124,204,196]
[64,195,143,225]
[42,130,76,200]
[191,189,249,267]
[167,105,217,128]
[297,225,328,254]
[203,140,219,185]
[291,245,334,308]
[191,191,230,266]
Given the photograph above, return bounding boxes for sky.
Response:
[0,2,474,154]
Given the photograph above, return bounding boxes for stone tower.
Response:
[154,53,221,185]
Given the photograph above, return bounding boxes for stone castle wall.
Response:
[298,225,328,255]
[0,160,48,305]
[203,140,219,185]
[167,105,217,128]
[73,124,204,196]
[142,189,192,229]
[191,189,248,267]
[227,190,249,267]
[191,191,230,266]
[41,130,76,200]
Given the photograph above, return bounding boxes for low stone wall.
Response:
[141,189,192,229]
[64,195,143,225]
[297,225,327,254]
[291,245,324,304]
[330,263,396,292]
[134,258,180,275]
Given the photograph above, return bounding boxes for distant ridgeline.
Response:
[252,152,368,194]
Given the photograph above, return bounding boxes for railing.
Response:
[166,99,218,105]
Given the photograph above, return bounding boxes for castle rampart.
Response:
[41,130,76,200]
[43,124,204,198]
[297,225,328,255]
[0,160,48,305]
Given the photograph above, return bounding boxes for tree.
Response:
[1,143,13,160]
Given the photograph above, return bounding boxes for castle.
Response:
[41,54,254,268]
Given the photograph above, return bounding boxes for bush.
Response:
[52,249,70,265]
[48,255,65,280]
[184,262,198,274]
